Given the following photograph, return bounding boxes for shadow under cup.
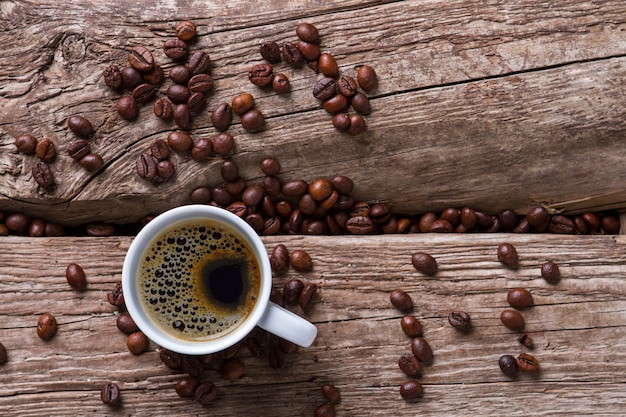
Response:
[122,205,273,355]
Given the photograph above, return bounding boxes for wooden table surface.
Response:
[1,1,626,416]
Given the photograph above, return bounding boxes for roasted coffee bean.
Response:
[332,113,350,130]
[347,114,366,135]
[68,139,90,160]
[269,244,289,274]
[241,108,265,132]
[169,64,192,84]
[398,353,422,376]
[337,75,358,98]
[260,158,280,176]
[127,331,149,355]
[507,288,533,308]
[498,354,518,377]
[188,51,211,75]
[282,180,308,197]
[289,249,313,272]
[117,96,139,120]
[297,40,320,61]
[213,132,235,156]
[211,102,233,131]
[15,133,38,154]
[37,313,57,340]
[0,342,7,365]
[390,289,413,312]
[283,279,304,304]
[321,383,341,404]
[0,225,8,236]
[262,216,281,235]
[497,242,519,269]
[166,84,190,104]
[518,333,534,348]
[220,358,244,380]
[87,222,115,237]
[315,403,336,417]
[410,337,433,365]
[128,46,154,72]
[318,53,339,78]
[460,207,476,229]
[121,66,143,90]
[411,252,438,276]
[45,223,64,237]
[175,20,196,41]
[331,175,353,195]
[296,22,320,43]
[116,312,139,335]
[213,187,233,207]
[299,282,317,311]
[242,185,264,207]
[28,218,45,237]
[136,153,157,180]
[5,213,29,231]
[269,288,285,307]
[194,382,218,405]
[248,63,274,86]
[189,187,211,203]
[429,219,453,232]
[187,92,206,113]
[173,104,191,129]
[163,38,188,60]
[156,160,175,180]
[439,208,460,226]
[582,212,601,230]
[35,138,55,162]
[149,139,170,161]
[175,376,199,397]
[541,260,561,283]
[500,309,525,330]
[323,94,350,114]
[107,282,124,308]
[282,43,303,66]
[275,200,292,217]
[549,215,577,234]
[167,131,192,153]
[272,73,290,94]
[448,311,471,332]
[100,382,121,406]
[132,83,155,104]
[356,65,378,92]
[153,97,173,120]
[513,217,530,233]
[400,380,423,401]
[401,315,423,337]
[526,207,549,228]
[231,93,254,115]
[219,160,239,182]
[499,209,518,231]
[308,178,332,202]
[80,153,104,172]
[224,180,245,199]
[65,263,87,290]
[313,77,337,100]
[67,115,93,137]
[143,64,164,85]
[516,352,539,372]
[351,92,372,115]
[191,137,213,161]
[346,216,373,234]
[32,161,54,189]
[159,348,182,369]
[260,41,281,63]
[370,203,391,224]
[188,74,214,93]
[103,64,122,90]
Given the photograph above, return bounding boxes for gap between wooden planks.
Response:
[0,233,624,416]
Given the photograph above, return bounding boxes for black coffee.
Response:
[138,219,261,341]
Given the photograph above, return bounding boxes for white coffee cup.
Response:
[122,205,317,355]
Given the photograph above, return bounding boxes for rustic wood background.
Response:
[0,0,625,416]
[0,0,625,225]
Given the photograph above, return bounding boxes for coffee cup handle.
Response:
[257,302,318,347]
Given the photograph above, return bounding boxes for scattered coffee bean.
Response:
[498,354,518,377]
[500,309,525,330]
[149,139,170,161]
[103,65,122,90]
[526,207,549,229]
[283,279,304,304]
[323,93,349,114]
[220,358,244,380]
[601,214,620,234]
[260,158,281,176]
[289,249,312,272]
[345,216,373,234]
[231,93,255,115]
[15,133,38,154]
[189,73,214,94]
[497,242,519,269]
[175,20,196,41]
[28,218,45,237]
[299,282,318,311]
[337,75,357,98]
[347,114,366,135]
[356,65,378,92]
[67,115,94,137]
[548,215,577,234]
[390,289,413,312]
[314,403,336,417]
[153,97,173,120]
[448,311,471,332]
[190,137,213,161]
[136,152,157,181]
[260,41,281,63]
[159,348,182,370]
[270,287,285,307]
[507,288,533,308]
[116,312,139,335]
[107,281,124,307]
[175,376,199,397]
[80,153,104,172]
[173,103,191,129]
[351,92,372,115]
[156,159,175,180]
[331,113,350,130]
[270,244,289,273]
[35,138,55,162]
[117,96,139,120]
[518,333,534,348]
[86,222,115,237]
[167,131,193,153]
[400,315,423,337]
[541,260,561,284]
[32,161,54,189]
[36,313,58,340]
[211,102,233,131]
[318,53,339,78]
[282,43,304,66]
[248,63,274,86]
[272,73,290,94]
[144,64,164,85]
[127,331,149,355]
[296,22,319,43]
[163,38,188,61]
[296,40,320,61]
[321,383,341,404]
[411,252,438,276]
[65,263,87,290]
[241,108,265,132]
[128,46,154,72]
[100,382,121,406]
[313,77,337,100]
[213,132,235,155]
[121,66,143,90]
[194,382,218,405]
[410,337,433,365]
[516,352,539,372]
[400,380,423,401]
[0,342,7,365]
[68,139,90,160]
[398,353,422,376]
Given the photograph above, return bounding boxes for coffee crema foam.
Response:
[137,219,261,342]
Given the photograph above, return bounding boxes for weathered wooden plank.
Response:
[1,0,625,225]
[0,234,624,415]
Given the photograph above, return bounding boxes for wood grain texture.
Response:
[0,233,624,416]
[0,0,625,225]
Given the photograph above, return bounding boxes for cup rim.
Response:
[122,204,272,355]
